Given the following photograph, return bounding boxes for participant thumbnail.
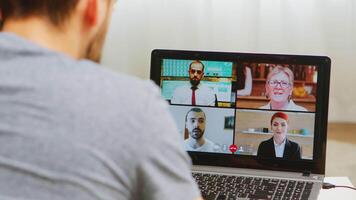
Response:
[234,109,315,160]
[161,59,236,107]
[169,105,235,153]
[236,63,318,112]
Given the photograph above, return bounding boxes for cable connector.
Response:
[323,182,356,190]
[322,182,335,189]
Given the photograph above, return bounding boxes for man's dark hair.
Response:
[189,60,205,71]
[185,107,206,122]
[0,0,79,25]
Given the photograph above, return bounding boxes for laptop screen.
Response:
[151,50,330,172]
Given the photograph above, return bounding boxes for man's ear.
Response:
[84,0,98,27]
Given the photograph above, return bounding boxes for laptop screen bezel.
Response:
[150,49,330,175]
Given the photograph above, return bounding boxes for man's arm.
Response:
[170,87,181,104]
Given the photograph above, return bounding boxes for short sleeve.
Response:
[135,81,201,200]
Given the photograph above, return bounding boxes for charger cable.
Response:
[322,182,356,190]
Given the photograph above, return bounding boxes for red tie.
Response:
[192,89,196,105]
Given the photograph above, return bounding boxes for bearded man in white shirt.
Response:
[171,60,217,106]
[184,108,216,153]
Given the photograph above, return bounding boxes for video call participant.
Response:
[0,0,201,199]
[257,112,301,160]
[184,108,216,152]
[171,60,217,106]
[260,65,308,111]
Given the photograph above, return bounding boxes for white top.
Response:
[171,84,216,106]
[259,100,308,111]
[274,139,286,158]
[184,138,216,153]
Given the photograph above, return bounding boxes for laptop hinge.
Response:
[302,171,311,177]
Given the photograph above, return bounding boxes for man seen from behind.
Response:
[0,0,201,199]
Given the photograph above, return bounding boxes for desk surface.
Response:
[318,177,356,200]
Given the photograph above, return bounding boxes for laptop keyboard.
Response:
[192,172,314,200]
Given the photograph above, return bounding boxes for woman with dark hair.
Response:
[257,112,301,160]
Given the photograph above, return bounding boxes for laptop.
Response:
[150,49,331,200]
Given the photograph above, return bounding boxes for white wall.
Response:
[102,0,356,123]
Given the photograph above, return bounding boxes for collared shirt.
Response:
[171,84,216,106]
[184,138,216,153]
[259,100,308,111]
[274,139,287,158]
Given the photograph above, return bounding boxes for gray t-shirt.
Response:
[0,33,200,200]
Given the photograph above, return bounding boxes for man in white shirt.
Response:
[184,108,216,153]
[171,61,217,106]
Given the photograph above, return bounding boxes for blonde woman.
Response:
[260,66,307,111]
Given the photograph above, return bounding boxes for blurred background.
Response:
[101,0,356,184]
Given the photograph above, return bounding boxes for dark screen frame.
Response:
[150,49,331,174]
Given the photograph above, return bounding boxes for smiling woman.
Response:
[260,65,308,111]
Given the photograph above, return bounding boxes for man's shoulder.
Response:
[205,138,215,146]
[33,57,163,128]
[183,140,192,151]
[63,59,158,102]
[199,84,214,91]
[77,60,142,84]
[201,139,216,152]
[174,84,190,92]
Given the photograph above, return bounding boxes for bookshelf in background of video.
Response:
[250,64,317,97]
[238,64,317,111]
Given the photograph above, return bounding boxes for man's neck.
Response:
[2,17,84,59]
